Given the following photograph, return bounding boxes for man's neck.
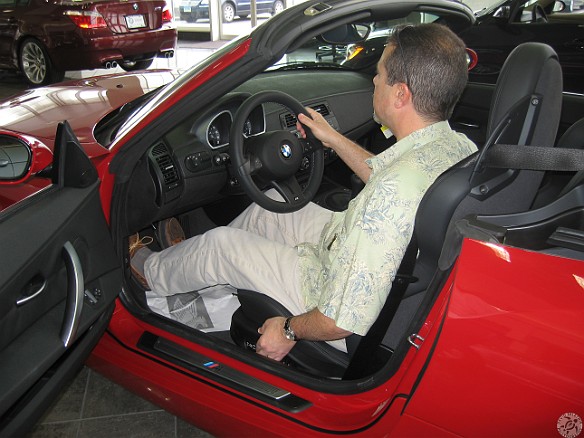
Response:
[393,115,440,141]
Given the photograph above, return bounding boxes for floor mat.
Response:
[146,285,240,332]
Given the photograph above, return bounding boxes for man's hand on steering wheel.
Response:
[297,107,344,150]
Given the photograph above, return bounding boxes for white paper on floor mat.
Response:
[146,284,240,332]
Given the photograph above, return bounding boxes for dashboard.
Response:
[125,70,376,230]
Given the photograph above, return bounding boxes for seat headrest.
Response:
[487,42,563,147]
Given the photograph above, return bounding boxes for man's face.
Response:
[372,45,397,129]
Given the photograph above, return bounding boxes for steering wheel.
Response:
[230,91,324,213]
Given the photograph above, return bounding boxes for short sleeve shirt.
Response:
[296,121,477,336]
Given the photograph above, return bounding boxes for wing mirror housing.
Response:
[0,132,53,184]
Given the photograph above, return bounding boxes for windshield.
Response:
[268,12,444,72]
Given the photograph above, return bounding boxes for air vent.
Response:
[148,142,182,205]
[311,103,330,117]
[151,144,179,187]
[281,103,331,129]
[151,143,168,157]
[283,113,297,128]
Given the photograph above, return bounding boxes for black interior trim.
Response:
[0,305,114,437]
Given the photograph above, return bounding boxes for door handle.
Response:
[60,241,84,348]
[16,276,47,306]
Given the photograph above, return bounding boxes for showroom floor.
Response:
[0,38,225,438]
[28,367,214,438]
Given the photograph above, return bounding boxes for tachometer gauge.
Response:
[208,124,221,147]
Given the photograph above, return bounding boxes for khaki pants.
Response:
[145,194,332,317]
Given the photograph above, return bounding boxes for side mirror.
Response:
[0,133,53,184]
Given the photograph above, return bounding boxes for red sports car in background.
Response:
[0,0,177,86]
[0,0,583,436]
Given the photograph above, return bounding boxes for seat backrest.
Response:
[409,42,563,296]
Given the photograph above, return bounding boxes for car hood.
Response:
[0,70,179,158]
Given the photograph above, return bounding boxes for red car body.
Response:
[88,239,584,436]
[0,0,583,436]
[0,0,177,85]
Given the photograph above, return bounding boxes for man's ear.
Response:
[394,83,411,108]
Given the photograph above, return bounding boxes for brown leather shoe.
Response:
[129,233,153,289]
[155,218,185,249]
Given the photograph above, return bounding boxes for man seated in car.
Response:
[130,23,477,361]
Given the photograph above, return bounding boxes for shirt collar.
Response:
[367,121,451,171]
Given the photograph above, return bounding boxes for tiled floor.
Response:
[28,367,214,438]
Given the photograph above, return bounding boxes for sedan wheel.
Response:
[222,2,235,22]
[19,39,64,86]
[119,59,154,72]
[272,0,284,15]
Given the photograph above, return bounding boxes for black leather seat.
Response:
[230,42,563,379]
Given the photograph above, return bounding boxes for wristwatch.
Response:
[283,317,298,341]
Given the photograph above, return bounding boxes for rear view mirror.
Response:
[0,136,31,181]
[493,5,511,18]
[320,23,371,45]
[553,0,566,12]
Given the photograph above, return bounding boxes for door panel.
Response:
[0,122,121,435]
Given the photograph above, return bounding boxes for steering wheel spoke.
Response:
[301,138,322,155]
[271,176,305,205]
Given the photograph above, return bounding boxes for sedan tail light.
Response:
[162,4,173,22]
[64,10,107,29]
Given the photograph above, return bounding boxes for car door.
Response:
[0,122,121,436]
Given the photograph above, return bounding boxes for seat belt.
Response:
[483,144,584,171]
[343,235,418,380]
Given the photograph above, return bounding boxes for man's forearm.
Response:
[290,308,352,342]
[255,309,352,361]
[297,110,373,182]
[328,135,373,183]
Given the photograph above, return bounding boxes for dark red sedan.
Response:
[0,0,177,86]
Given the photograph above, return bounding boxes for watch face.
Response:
[284,318,296,341]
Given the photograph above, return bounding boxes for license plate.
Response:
[183,5,191,12]
[125,14,146,29]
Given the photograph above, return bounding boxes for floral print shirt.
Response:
[297,121,477,335]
